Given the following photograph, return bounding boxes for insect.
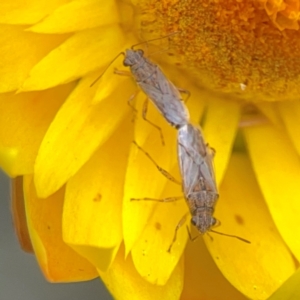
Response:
[131,123,250,252]
[91,33,190,144]
[121,47,190,129]
[172,123,250,249]
[177,123,219,234]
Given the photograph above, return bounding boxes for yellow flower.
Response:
[1,0,300,299]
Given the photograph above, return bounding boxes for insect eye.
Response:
[123,58,130,67]
[137,49,144,56]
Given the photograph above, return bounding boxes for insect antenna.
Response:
[210,229,251,244]
[131,31,180,50]
[90,52,125,87]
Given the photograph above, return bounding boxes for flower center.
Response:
[135,0,300,101]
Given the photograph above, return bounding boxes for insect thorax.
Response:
[133,60,158,84]
[186,191,219,211]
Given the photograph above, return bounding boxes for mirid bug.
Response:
[177,123,219,235]
[91,33,190,144]
[131,124,250,251]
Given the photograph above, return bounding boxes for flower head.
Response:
[1,0,300,299]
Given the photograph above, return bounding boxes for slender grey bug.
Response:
[173,123,250,250]
[131,124,250,252]
[177,123,219,234]
[91,33,190,145]
[121,47,190,129]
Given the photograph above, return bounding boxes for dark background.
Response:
[0,170,112,300]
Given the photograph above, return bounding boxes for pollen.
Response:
[136,0,300,101]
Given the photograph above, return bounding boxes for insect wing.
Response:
[193,126,217,193]
[202,145,217,191]
[136,63,189,127]
[177,124,203,196]
[154,68,190,126]
[177,124,218,195]
[177,138,198,196]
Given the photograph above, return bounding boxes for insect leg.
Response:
[186,225,200,242]
[206,144,216,157]
[177,87,190,104]
[168,212,190,252]
[142,98,165,146]
[132,141,181,184]
[127,90,139,115]
[112,68,141,120]
[114,69,132,77]
[210,229,251,244]
[206,232,214,242]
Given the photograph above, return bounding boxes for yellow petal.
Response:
[205,153,295,299]
[277,100,300,156]
[0,83,75,176]
[244,124,300,262]
[268,268,300,300]
[92,36,137,105]
[123,114,177,255]
[0,0,69,25]
[21,25,125,91]
[203,97,241,186]
[23,175,98,282]
[256,102,282,127]
[131,166,187,285]
[34,73,134,198]
[63,117,133,271]
[0,146,18,177]
[181,238,248,300]
[185,87,206,124]
[0,24,70,93]
[99,245,184,300]
[28,0,119,33]
[11,177,34,253]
